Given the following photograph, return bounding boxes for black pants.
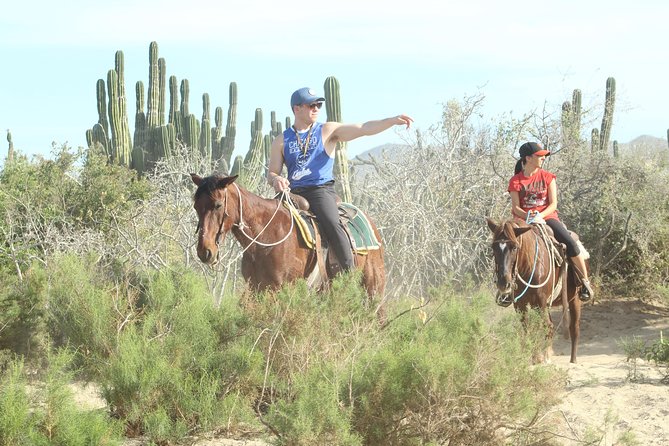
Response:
[546,218,580,257]
[292,182,354,271]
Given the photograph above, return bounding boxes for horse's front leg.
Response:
[543,307,555,363]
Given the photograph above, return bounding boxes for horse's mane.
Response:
[194,175,227,200]
[494,219,526,244]
[494,219,538,266]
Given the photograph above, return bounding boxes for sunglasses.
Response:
[306,102,323,110]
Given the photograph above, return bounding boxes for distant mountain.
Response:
[351,135,669,163]
[351,143,410,162]
[618,135,669,156]
[349,143,411,180]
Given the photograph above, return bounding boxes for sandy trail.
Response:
[550,294,669,445]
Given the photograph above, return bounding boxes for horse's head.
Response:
[486,218,533,306]
[191,173,239,265]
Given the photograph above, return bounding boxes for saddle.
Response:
[278,193,381,282]
[530,222,591,296]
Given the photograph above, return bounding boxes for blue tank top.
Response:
[283,122,334,188]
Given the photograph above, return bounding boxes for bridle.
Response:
[196,183,296,263]
[493,225,556,306]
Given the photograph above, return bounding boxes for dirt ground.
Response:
[550,294,669,445]
[70,294,668,446]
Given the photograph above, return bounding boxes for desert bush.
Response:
[0,351,123,446]
[247,276,564,445]
[0,264,48,356]
[2,253,261,443]
[645,331,669,383]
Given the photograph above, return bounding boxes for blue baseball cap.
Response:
[290,87,325,108]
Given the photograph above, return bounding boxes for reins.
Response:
[231,183,296,248]
[201,184,297,271]
[510,213,557,302]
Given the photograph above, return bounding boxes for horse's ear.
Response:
[485,218,499,233]
[190,173,203,186]
[513,226,533,237]
[216,175,239,189]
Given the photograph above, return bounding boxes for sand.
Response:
[550,294,669,445]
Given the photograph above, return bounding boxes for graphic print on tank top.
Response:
[288,128,317,181]
[520,177,548,209]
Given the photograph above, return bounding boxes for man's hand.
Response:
[271,175,290,193]
[393,114,414,129]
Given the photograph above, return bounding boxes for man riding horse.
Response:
[267,86,413,273]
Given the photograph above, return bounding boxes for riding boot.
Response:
[569,258,594,302]
[580,279,594,302]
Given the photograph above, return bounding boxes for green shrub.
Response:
[0,264,48,357]
[0,359,36,445]
[96,266,262,442]
[618,335,648,382]
[0,351,123,446]
[645,331,669,383]
[250,277,563,445]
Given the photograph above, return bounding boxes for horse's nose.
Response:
[199,248,214,263]
[496,277,513,293]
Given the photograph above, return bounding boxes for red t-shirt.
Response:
[508,169,558,221]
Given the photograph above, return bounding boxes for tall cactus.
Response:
[324,76,352,203]
[134,81,147,143]
[591,128,600,153]
[114,51,133,165]
[6,129,14,162]
[168,75,182,138]
[183,114,200,150]
[106,69,132,166]
[572,89,582,137]
[200,93,212,161]
[146,41,161,130]
[155,124,176,159]
[95,79,110,151]
[158,57,166,126]
[240,109,265,191]
[212,106,224,162]
[87,124,108,156]
[599,77,616,152]
[561,88,582,149]
[133,81,147,164]
[230,155,243,177]
[221,82,238,166]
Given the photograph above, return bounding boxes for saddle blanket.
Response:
[285,202,381,254]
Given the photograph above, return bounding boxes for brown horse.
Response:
[486,218,583,363]
[191,174,386,313]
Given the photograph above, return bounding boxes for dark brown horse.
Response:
[486,218,583,363]
[191,174,386,313]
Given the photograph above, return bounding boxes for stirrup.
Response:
[579,279,594,302]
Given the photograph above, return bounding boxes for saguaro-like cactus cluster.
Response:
[87,41,240,176]
[85,42,361,198]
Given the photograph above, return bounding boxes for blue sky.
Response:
[1,0,668,164]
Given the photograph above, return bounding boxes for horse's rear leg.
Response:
[566,270,582,363]
[360,254,386,325]
[568,296,582,363]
